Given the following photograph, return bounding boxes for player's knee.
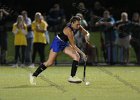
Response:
[73,54,80,61]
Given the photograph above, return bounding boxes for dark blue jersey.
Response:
[98,17,115,33]
[57,23,78,42]
[115,20,132,38]
[98,17,116,43]
[50,23,79,52]
[130,21,140,39]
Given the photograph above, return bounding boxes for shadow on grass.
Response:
[3,85,49,89]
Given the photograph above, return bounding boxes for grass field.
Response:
[0,66,140,100]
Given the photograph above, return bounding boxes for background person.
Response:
[96,10,117,64]
[12,15,27,67]
[29,12,48,68]
[75,13,97,65]
[115,12,131,64]
[21,10,33,65]
[47,3,66,35]
[0,8,9,65]
[130,12,140,65]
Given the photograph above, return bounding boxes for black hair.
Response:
[70,16,81,23]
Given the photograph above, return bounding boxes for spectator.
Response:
[77,2,88,17]
[75,13,87,51]
[42,15,50,44]
[96,10,117,64]
[12,15,27,67]
[130,12,140,65]
[115,12,131,64]
[74,13,89,64]
[89,1,105,31]
[76,13,88,28]
[29,12,48,68]
[75,13,88,51]
[47,3,66,34]
[76,13,98,65]
[71,2,89,25]
[0,8,9,65]
[21,10,33,65]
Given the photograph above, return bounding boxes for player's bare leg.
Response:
[30,49,57,85]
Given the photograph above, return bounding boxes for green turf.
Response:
[0,66,140,100]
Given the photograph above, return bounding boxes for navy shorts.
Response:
[50,36,69,52]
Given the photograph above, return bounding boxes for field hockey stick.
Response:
[83,60,87,82]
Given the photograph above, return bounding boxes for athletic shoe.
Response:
[68,76,82,83]
[29,73,36,85]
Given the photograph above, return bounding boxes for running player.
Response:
[30,16,89,85]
